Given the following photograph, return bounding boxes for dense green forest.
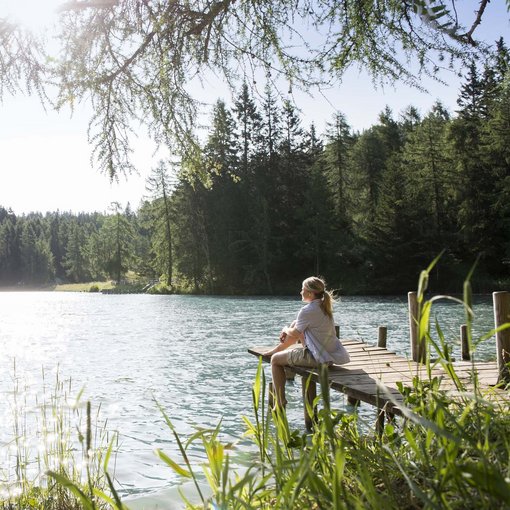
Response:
[1,42,509,295]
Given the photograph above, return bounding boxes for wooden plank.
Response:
[344,345,394,352]
[347,350,399,358]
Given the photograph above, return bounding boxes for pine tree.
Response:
[146,161,176,287]
[19,217,54,284]
[203,100,243,290]
[450,61,494,264]
[171,179,213,292]
[100,203,136,283]
[349,127,386,227]
[63,220,90,282]
[403,101,454,240]
[323,112,354,224]
[456,61,487,119]
[232,82,262,177]
[0,211,21,284]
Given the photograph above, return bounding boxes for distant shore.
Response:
[0,281,115,293]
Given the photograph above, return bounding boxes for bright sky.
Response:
[1,1,509,215]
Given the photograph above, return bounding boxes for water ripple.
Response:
[0,291,497,498]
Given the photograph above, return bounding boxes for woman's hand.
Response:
[265,330,299,357]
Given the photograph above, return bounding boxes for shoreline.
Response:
[0,284,497,299]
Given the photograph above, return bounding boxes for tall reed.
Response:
[0,367,117,509]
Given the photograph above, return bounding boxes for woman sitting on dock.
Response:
[265,276,350,409]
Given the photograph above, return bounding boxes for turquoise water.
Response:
[0,292,497,500]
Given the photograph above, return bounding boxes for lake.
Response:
[0,291,498,504]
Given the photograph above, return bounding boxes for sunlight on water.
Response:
[0,291,497,498]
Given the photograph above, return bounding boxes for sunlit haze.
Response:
[2,0,62,32]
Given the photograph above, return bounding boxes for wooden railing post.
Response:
[408,291,425,363]
[378,326,387,348]
[460,324,470,361]
[493,291,510,384]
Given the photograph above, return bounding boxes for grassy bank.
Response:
[0,281,115,293]
[54,281,116,292]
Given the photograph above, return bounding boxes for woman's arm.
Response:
[268,325,305,356]
[282,325,304,342]
[265,333,299,356]
[280,320,298,341]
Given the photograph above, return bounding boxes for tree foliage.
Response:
[0,0,506,178]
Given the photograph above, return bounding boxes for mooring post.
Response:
[493,291,510,384]
[302,376,317,431]
[408,291,425,363]
[460,324,470,361]
[378,326,387,349]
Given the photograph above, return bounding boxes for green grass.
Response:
[54,281,115,292]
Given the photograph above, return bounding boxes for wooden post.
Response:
[347,395,359,406]
[302,376,317,431]
[376,408,385,436]
[460,324,470,361]
[268,382,274,410]
[408,291,425,363]
[284,367,296,380]
[493,291,510,384]
[378,326,387,349]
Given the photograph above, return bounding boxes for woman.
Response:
[265,276,350,408]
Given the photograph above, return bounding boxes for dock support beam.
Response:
[493,291,510,384]
[408,291,425,363]
[376,408,386,435]
[302,376,317,431]
[460,324,470,361]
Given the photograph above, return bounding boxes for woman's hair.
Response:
[303,276,334,319]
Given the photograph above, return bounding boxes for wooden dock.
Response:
[248,291,510,430]
[248,341,503,428]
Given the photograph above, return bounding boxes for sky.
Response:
[1,1,509,216]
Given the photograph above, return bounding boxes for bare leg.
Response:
[271,351,291,408]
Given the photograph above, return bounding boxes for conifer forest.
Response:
[1,41,509,295]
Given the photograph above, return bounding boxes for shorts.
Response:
[287,347,319,368]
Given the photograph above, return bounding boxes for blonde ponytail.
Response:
[303,276,335,319]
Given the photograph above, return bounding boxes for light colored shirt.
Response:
[294,299,350,365]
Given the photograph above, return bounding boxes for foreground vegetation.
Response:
[2,267,509,509]
[0,371,115,509]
